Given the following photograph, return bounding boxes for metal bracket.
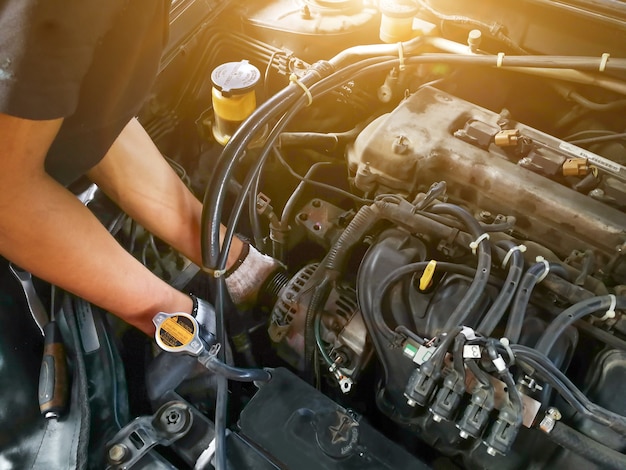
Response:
[106,401,193,469]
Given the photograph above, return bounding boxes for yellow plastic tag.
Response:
[419,260,438,291]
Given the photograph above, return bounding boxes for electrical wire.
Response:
[569,132,626,145]
[272,149,373,205]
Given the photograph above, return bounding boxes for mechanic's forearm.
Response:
[0,177,191,334]
[87,118,244,270]
[0,114,189,335]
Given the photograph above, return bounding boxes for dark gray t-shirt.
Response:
[0,0,168,185]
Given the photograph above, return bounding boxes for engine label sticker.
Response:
[159,315,195,348]
[559,141,623,174]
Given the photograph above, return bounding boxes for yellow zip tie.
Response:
[202,266,227,278]
[496,52,505,68]
[419,260,437,291]
[599,53,610,72]
[289,73,313,106]
[469,233,490,255]
[397,42,406,71]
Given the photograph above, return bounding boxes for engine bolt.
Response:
[459,430,469,439]
[108,444,128,464]
[487,446,498,457]
[547,407,562,421]
[406,397,417,407]
[432,413,443,423]
[392,135,410,154]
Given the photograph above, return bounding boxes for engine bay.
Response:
[3,1,626,469]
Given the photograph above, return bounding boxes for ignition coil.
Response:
[483,403,522,456]
[430,368,466,422]
[456,385,495,439]
[404,360,440,407]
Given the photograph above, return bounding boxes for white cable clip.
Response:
[492,354,507,373]
[202,266,227,278]
[501,244,527,268]
[496,52,505,68]
[289,73,313,106]
[599,294,617,321]
[460,326,477,340]
[397,42,406,71]
[499,337,515,366]
[469,233,490,255]
[535,256,550,283]
[599,53,610,72]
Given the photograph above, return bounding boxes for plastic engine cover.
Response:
[238,368,430,469]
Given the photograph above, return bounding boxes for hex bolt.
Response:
[487,446,498,457]
[108,444,128,464]
[312,199,321,207]
[479,210,492,222]
[406,397,417,407]
[459,430,469,439]
[432,413,443,423]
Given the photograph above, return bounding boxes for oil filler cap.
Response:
[153,312,204,356]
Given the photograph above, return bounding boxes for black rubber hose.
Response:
[372,261,479,342]
[324,204,380,272]
[206,56,392,275]
[535,295,626,357]
[477,240,525,336]
[505,261,571,343]
[202,356,272,383]
[202,61,335,271]
[545,421,626,470]
[512,345,626,435]
[429,203,492,332]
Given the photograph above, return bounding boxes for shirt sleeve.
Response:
[0,0,125,120]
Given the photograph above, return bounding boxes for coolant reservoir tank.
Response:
[379,0,419,43]
[211,60,260,145]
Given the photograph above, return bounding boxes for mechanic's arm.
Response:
[0,113,192,334]
[87,117,244,270]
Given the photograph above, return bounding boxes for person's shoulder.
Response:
[0,0,127,120]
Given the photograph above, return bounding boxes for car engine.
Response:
[2,1,626,469]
